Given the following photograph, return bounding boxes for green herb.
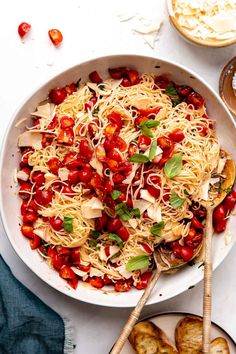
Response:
[126,255,150,272]
[172,99,181,107]
[89,239,99,247]
[139,120,160,138]
[150,221,164,237]
[98,84,105,91]
[164,153,183,179]
[109,233,123,248]
[111,190,122,200]
[115,203,140,221]
[170,192,186,209]
[184,189,190,195]
[198,262,205,269]
[188,285,195,290]
[92,106,100,115]
[62,216,73,233]
[219,185,232,195]
[149,140,157,161]
[129,154,150,163]
[90,230,101,239]
[165,83,179,99]
[110,252,120,260]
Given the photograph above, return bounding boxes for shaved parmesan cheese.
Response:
[130,97,151,110]
[140,189,156,203]
[81,197,104,219]
[116,265,133,279]
[44,173,57,185]
[58,168,69,181]
[199,179,210,201]
[217,158,227,174]
[133,15,162,34]
[18,131,42,150]
[128,218,138,229]
[133,199,151,214]
[31,103,55,119]
[210,177,220,185]
[147,205,162,222]
[86,82,111,96]
[16,170,29,181]
[34,228,50,242]
[122,163,139,184]
[90,267,104,278]
[71,267,89,279]
[109,245,120,257]
[99,247,107,261]
[90,157,103,177]
[202,13,236,33]
[144,145,163,158]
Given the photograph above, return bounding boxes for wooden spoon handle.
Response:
[203,207,213,353]
[110,268,162,354]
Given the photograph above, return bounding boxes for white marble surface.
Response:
[0,1,235,353]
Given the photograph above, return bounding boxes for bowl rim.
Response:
[0,53,236,307]
[167,0,236,48]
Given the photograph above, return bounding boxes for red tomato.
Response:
[79,264,91,273]
[20,148,34,168]
[89,277,104,289]
[31,171,45,187]
[52,254,69,270]
[121,78,131,87]
[180,246,193,262]
[104,137,116,152]
[78,169,93,183]
[103,275,113,285]
[169,241,182,258]
[154,75,170,89]
[60,116,75,129]
[117,162,132,176]
[107,218,123,232]
[95,213,108,231]
[213,205,227,233]
[138,135,151,151]
[107,149,122,162]
[63,152,83,169]
[169,129,185,143]
[115,136,127,152]
[49,87,67,105]
[84,96,97,112]
[19,183,33,200]
[65,83,77,95]
[157,136,174,157]
[79,139,93,160]
[106,159,119,172]
[90,173,102,189]
[222,191,236,212]
[67,277,79,289]
[116,227,129,242]
[140,242,152,254]
[59,266,76,279]
[135,272,152,290]
[107,112,123,130]
[177,85,192,97]
[71,248,80,265]
[17,167,31,184]
[50,217,63,231]
[21,200,38,215]
[108,67,127,80]
[30,235,41,250]
[68,169,81,185]
[47,158,62,175]
[23,211,38,224]
[88,120,99,137]
[21,224,34,239]
[47,115,58,130]
[191,217,204,230]
[146,185,160,199]
[48,29,63,46]
[105,123,118,137]
[34,189,53,206]
[89,71,103,83]
[104,180,113,194]
[134,115,148,128]
[185,231,203,249]
[57,128,74,146]
[18,22,31,38]
[128,144,137,157]
[57,247,71,256]
[126,70,139,85]
[112,173,126,184]
[187,92,204,109]
[114,279,132,292]
[61,185,74,197]
[139,108,161,117]
[95,144,106,161]
[191,203,207,219]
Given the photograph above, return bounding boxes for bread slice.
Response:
[129,321,178,354]
[210,337,230,353]
[175,315,203,353]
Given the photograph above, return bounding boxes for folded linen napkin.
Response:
[0,255,74,354]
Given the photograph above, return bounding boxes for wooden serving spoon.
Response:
[110,241,203,354]
[202,158,235,353]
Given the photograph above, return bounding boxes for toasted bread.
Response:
[210,337,230,353]
[129,321,178,354]
[175,315,203,353]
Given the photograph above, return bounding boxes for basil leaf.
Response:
[170,192,186,209]
[62,216,73,233]
[110,251,120,260]
[90,230,100,239]
[150,221,164,237]
[115,203,131,221]
[172,99,181,107]
[111,190,122,200]
[93,106,99,115]
[126,255,150,272]
[129,154,150,163]
[164,153,183,179]
[165,83,179,98]
[140,120,160,129]
[109,233,123,248]
[132,208,141,218]
[89,238,99,247]
[184,189,190,196]
[139,120,160,138]
[98,84,105,91]
[149,140,157,161]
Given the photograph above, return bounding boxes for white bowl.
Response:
[1,55,236,307]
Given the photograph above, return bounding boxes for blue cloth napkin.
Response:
[0,255,73,354]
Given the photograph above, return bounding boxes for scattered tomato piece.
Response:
[48,29,63,47]
[18,22,31,39]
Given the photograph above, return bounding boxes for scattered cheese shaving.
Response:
[116,265,133,279]
[90,157,103,177]
[133,199,151,214]
[18,131,42,150]
[140,189,156,203]
[58,168,69,181]
[199,178,210,201]
[81,197,104,219]
[147,205,162,222]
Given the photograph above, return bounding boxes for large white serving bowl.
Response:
[1,55,236,308]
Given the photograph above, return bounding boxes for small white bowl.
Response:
[1,54,236,307]
[167,0,236,48]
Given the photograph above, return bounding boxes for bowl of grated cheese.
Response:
[167,0,236,47]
